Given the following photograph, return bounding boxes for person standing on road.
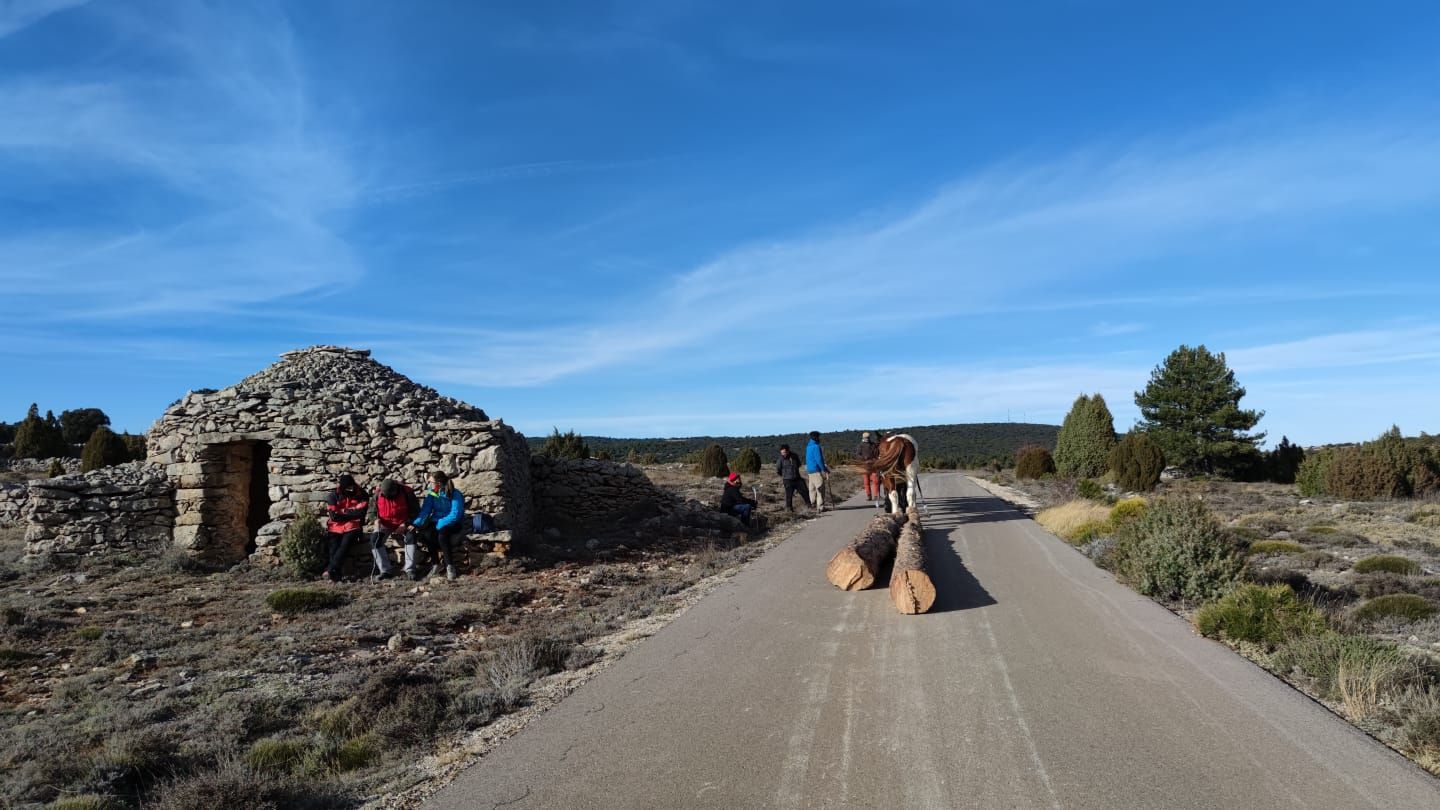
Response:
[805,431,831,512]
[775,444,811,512]
[855,431,880,506]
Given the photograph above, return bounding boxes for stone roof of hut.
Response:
[159,345,487,424]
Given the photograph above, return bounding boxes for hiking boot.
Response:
[406,569,420,582]
[375,570,395,581]
[446,565,458,581]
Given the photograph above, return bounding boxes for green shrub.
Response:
[1293,550,1336,569]
[1325,447,1407,499]
[0,647,38,664]
[1106,497,1147,530]
[1108,433,1165,492]
[1069,520,1108,545]
[1399,686,1440,756]
[80,427,130,472]
[1352,555,1421,575]
[1271,632,1418,718]
[540,428,590,460]
[149,760,350,810]
[696,444,729,478]
[1111,498,1243,604]
[245,737,308,772]
[1194,584,1326,649]
[278,510,326,579]
[1014,445,1055,479]
[265,588,346,615]
[1053,394,1117,478]
[1295,447,1334,497]
[731,447,761,475]
[46,459,66,478]
[333,734,378,772]
[1352,594,1437,624]
[1076,478,1105,501]
[1248,540,1305,555]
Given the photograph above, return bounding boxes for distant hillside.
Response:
[527,423,1059,468]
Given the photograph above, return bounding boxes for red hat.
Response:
[727,472,740,483]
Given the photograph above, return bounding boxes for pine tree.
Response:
[59,408,111,445]
[13,404,67,459]
[81,426,130,472]
[1054,394,1117,478]
[540,428,590,460]
[697,444,729,478]
[1134,345,1265,475]
[1266,436,1305,484]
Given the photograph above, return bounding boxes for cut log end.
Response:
[825,548,874,591]
[890,569,936,614]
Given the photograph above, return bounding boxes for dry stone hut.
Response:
[147,346,533,565]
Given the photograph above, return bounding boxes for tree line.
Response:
[1,404,147,472]
[1019,344,1437,498]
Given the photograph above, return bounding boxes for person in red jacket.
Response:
[366,478,417,580]
[322,474,370,581]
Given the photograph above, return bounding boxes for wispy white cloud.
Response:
[1091,321,1145,337]
[0,0,87,39]
[399,114,1440,388]
[0,2,362,316]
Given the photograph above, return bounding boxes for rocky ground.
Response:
[0,464,858,809]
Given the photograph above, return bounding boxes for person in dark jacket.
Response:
[409,471,466,581]
[720,471,757,526]
[856,431,881,506]
[365,478,417,580]
[775,444,811,512]
[322,474,369,581]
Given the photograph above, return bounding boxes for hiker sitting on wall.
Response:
[366,478,418,581]
[720,471,758,527]
[322,474,370,582]
[408,471,466,582]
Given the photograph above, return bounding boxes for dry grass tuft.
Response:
[1037,500,1114,543]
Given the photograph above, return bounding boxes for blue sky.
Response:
[3,1,1439,446]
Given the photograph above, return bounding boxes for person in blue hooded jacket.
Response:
[407,470,466,581]
[805,431,831,512]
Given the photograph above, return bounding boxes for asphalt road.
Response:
[427,473,1440,809]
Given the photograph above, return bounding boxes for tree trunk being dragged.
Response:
[825,513,906,591]
[889,507,935,614]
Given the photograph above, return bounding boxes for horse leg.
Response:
[907,461,926,514]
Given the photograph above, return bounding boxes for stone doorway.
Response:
[200,439,272,562]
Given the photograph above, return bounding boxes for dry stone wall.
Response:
[530,456,676,536]
[148,346,534,565]
[0,483,25,527]
[20,462,176,559]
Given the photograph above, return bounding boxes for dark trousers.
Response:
[782,478,811,511]
[410,522,464,570]
[325,529,362,577]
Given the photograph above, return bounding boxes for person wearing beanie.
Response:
[322,474,370,581]
[365,477,418,580]
[720,471,758,527]
[855,431,880,506]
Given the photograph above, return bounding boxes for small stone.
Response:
[73,607,87,615]
[387,633,405,651]
[180,620,194,629]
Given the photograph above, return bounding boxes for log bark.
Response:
[825,513,905,590]
[889,507,935,614]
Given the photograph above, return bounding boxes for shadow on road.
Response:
[924,526,997,613]
[922,496,1025,529]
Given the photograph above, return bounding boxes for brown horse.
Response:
[858,433,925,513]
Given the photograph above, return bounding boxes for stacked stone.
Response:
[530,456,675,536]
[20,462,176,559]
[3,458,81,476]
[147,346,534,565]
[0,483,26,527]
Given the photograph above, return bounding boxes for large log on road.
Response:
[889,507,935,614]
[825,513,905,591]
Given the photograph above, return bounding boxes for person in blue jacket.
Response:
[805,431,831,512]
[406,470,466,581]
